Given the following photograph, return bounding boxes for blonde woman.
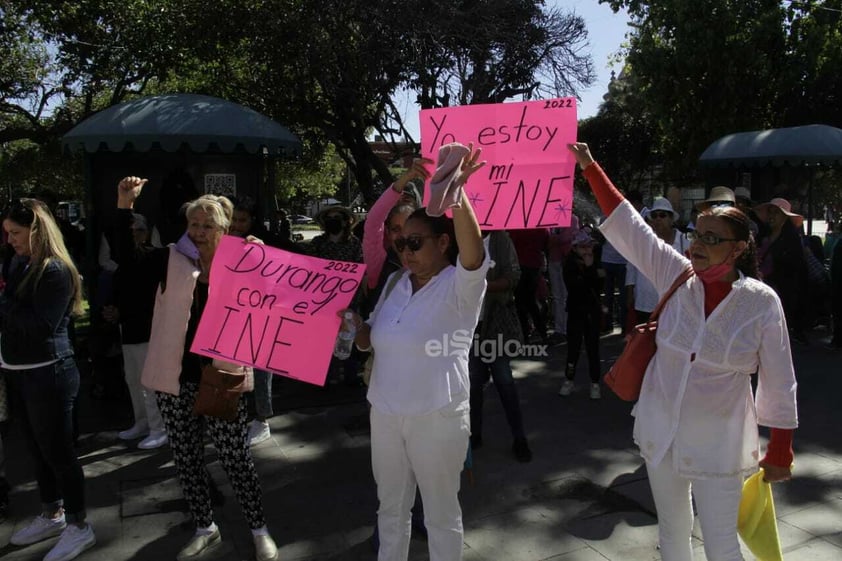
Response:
[115,178,278,561]
[1,198,95,561]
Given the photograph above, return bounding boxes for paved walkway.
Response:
[1,327,840,561]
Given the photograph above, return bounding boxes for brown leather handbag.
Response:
[604,266,694,401]
[193,364,250,421]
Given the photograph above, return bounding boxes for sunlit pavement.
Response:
[1,325,840,560]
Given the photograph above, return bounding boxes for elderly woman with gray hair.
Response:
[114,177,278,561]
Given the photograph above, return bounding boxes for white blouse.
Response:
[601,201,798,478]
[367,254,490,416]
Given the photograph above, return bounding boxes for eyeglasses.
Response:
[394,234,437,253]
[649,211,672,219]
[687,231,739,246]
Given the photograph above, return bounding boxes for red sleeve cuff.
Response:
[582,162,624,216]
[762,428,794,468]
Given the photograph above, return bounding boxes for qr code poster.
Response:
[204,174,237,197]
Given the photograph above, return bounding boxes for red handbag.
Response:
[604,267,694,401]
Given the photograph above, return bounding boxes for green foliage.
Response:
[275,140,346,206]
[600,0,842,183]
[578,73,660,191]
[0,139,83,200]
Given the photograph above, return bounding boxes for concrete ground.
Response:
[1,325,840,561]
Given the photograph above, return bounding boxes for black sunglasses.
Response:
[709,201,735,208]
[6,198,38,225]
[394,234,437,253]
[687,231,739,246]
[649,211,673,219]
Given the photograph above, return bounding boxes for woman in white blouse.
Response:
[568,143,798,561]
[345,145,487,561]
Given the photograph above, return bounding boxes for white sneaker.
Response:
[118,423,149,440]
[248,420,271,446]
[590,383,602,400]
[254,534,278,561]
[10,513,67,545]
[558,380,575,396]
[138,431,168,449]
[44,524,95,561]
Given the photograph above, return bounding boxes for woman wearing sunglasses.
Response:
[567,143,797,561]
[344,144,487,561]
[1,199,95,561]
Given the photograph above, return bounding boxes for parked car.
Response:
[291,214,313,224]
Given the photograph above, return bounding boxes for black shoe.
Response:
[470,434,483,450]
[512,437,532,463]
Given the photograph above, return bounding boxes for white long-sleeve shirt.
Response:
[601,201,798,478]
[367,254,490,416]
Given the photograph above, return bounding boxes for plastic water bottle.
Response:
[333,312,356,360]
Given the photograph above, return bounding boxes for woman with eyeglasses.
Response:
[1,198,95,561]
[342,144,487,561]
[567,143,798,561]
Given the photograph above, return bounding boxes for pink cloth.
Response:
[427,143,469,217]
[363,186,401,289]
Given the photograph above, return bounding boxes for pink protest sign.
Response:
[420,98,577,229]
[189,236,365,386]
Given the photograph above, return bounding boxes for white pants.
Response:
[122,343,164,433]
[646,450,745,561]
[371,400,470,561]
[548,261,567,334]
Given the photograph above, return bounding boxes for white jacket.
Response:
[601,201,798,478]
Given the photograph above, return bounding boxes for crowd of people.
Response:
[3,138,840,561]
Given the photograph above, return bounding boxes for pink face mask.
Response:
[694,260,733,283]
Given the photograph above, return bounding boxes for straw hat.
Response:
[695,186,736,211]
[754,198,803,228]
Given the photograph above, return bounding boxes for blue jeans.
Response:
[469,353,526,441]
[5,358,86,522]
[252,369,273,420]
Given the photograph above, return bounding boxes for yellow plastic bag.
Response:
[738,468,783,561]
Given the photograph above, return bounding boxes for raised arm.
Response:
[363,158,432,288]
[113,176,167,279]
[451,144,485,271]
[568,143,689,294]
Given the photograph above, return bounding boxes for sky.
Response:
[391,0,631,140]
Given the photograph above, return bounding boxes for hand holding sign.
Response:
[420,98,577,230]
[190,237,366,386]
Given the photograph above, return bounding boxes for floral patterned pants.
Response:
[156,382,266,529]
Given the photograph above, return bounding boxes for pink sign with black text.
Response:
[420,98,577,229]
[190,236,365,386]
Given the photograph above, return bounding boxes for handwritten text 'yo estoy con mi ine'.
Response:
[420,98,578,230]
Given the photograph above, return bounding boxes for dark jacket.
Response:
[112,211,160,344]
[0,258,75,365]
[563,253,603,315]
